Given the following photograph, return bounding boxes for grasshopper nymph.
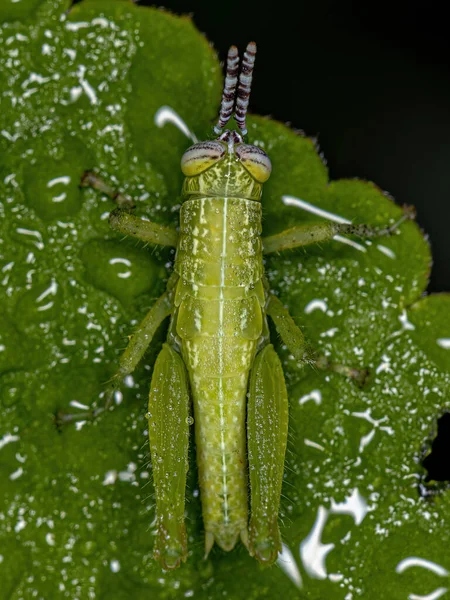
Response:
[59,42,414,569]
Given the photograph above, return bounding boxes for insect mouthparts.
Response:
[214,41,257,137]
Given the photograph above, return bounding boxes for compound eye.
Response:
[181,141,226,176]
[235,144,272,183]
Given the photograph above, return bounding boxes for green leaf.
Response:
[0,1,448,599]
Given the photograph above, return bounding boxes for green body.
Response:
[163,153,267,551]
[173,191,266,550]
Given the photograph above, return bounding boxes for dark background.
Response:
[136,0,450,293]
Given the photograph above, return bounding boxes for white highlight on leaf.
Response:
[329,573,344,583]
[110,559,121,573]
[47,176,71,188]
[69,87,83,103]
[282,195,349,224]
[277,543,303,588]
[282,195,367,253]
[51,193,67,203]
[304,438,325,451]
[154,106,198,142]
[109,257,132,279]
[65,21,90,31]
[330,488,368,525]
[377,244,396,259]
[76,65,98,105]
[300,505,334,579]
[300,488,369,581]
[15,517,27,533]
[1,130,21,142]
[399,310,415,331]
[350,408,394,453]
[396,557,449,577]
[15,227,44,250]
[396,557,449,600]
[280,489,369,588]
[103,471,117,486]
[64,48,76,60]
[409,589,448,600]
[375,354,394,375]
[103,464,137,486]
[124,376,134,388]
[21,72,51,88]
[299,389,322,406]
[320,327,339,338]
[333,234,367,253]
[437,338,450,349]
[36,280,58,303]
[109,257,131,266]
[304,299,328,314]
[9,467,23,480]
[0,433,20,450]
[69,400,90,410]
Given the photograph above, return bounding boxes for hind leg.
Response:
[148,343,191,570]
[266,293,368,384]
[247,344,289,564]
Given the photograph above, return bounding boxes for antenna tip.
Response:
[228,45,238,57]
[246,41,257,54]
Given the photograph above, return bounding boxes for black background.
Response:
[139,0,450,293]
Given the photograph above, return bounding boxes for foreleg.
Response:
[81,171,178,248]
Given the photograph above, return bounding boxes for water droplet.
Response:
[186,416,194,425]
[14,279,62,333]
[145,411,151,420]
[23,138,91,220]
[80,239,163,304]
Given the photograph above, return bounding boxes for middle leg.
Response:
[266,294,368,385]
[56,290,174,424]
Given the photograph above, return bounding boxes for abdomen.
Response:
[173,196,265,552]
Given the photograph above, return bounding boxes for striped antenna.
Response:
[214,45,240,134]
[235,41,257,135]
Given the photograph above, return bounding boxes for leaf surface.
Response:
[0,2,448,599]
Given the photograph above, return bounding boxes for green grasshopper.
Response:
[59,42,413,569]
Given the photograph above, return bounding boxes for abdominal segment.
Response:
[191,372,250,552]
[173,196,264,553]
[179,319,260,552]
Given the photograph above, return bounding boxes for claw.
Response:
[316,356,369,387]
[402,203,417,221]
[53,405,106,429]
[80,170,96,188]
